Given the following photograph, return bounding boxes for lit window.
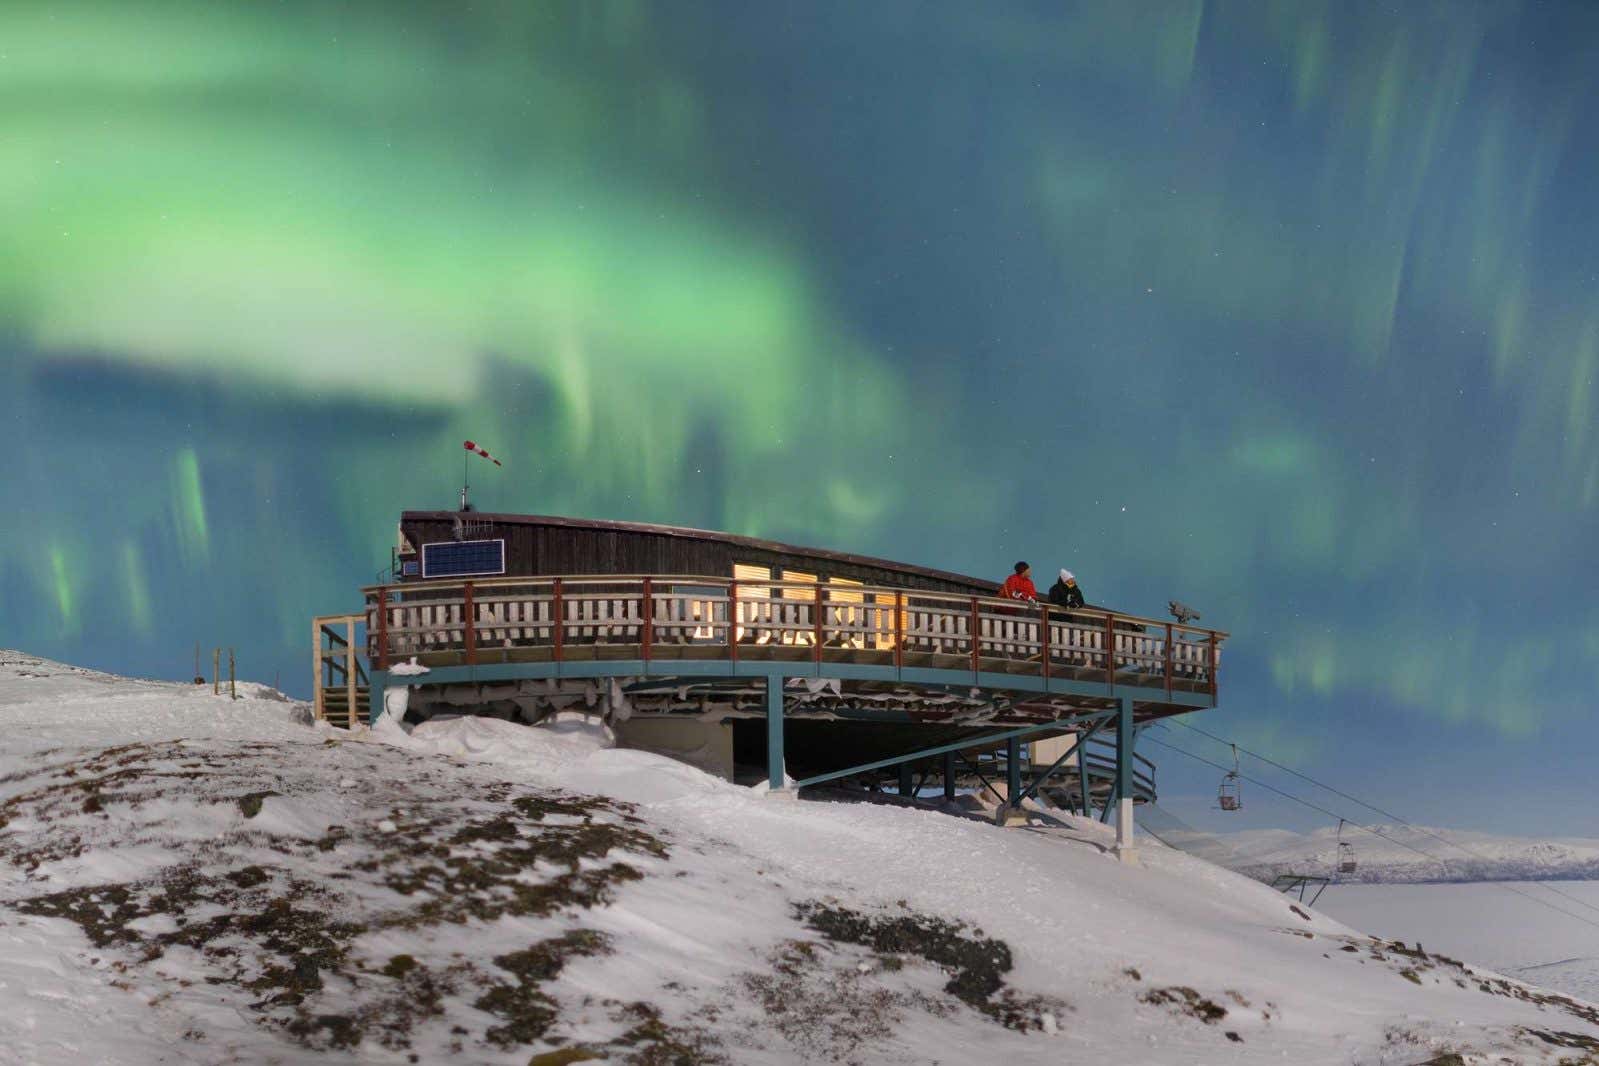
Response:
[829,577,865,649]
[870,590,903,651]
[782,569,817,644]
[733,563,772,641]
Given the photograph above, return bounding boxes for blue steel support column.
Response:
[898,762,914,797]
[1115,695,1137,862]
[1077,735,1092,818]
[764,674,783,792]
[1099,783,1118,823]
[1006,736,1022,809]
[767,674,786,791]
[943,751,956,801]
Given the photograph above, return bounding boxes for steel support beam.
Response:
[898,762,914,797]
[943,751,956,801]
[767,674,786,792]
[1077,725,1099,817]
[1005,736,1022,808]
[793,719,1085,790]
[330,657,1212,711]
[1015,712,1114,806]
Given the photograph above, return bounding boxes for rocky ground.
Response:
[3,651,1598,1064]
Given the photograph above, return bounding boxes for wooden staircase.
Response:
[318,685,369,730]
[314,613,369,730]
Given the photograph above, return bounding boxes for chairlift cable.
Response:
[1163,717,1599,919]
[1141,735,1599,933]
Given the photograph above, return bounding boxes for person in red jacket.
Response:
[999,561,1038,603]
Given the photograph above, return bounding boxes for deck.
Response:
[318,573,1225,849]
[362,575,1222,700]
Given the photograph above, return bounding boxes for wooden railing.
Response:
[314,613,368,726]
[361,576,1225,697]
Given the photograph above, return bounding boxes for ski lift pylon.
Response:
[1218,744,1242,812]
[1336,819,1357,875]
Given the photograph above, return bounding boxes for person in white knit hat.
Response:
[1048,568,1084,610]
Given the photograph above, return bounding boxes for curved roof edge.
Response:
[401,510,996,592]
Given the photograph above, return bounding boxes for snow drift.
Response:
[2,650,1598,1064]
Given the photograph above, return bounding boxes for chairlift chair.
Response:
[1217,743,1242,811]
[1336,819,1357,874]
[1218,771,1242,811]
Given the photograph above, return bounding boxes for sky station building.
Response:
[314,511,1226,860]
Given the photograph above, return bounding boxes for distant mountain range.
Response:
[1218,825,1599,884]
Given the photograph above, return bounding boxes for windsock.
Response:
[462,440,503,467]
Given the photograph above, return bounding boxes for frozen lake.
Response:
[1316,880,1599,1002]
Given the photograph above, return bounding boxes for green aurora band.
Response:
[2,2,1597,776]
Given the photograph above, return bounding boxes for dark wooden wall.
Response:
[397,513,995,595]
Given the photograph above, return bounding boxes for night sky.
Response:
[4,2,1596,835]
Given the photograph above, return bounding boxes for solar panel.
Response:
[401,561,420,577]
[420,539,505,579]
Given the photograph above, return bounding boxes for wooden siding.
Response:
[398,512,998,596]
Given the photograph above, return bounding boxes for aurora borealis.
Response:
[3,2,1597,832]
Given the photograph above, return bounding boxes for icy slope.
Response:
[3,651,1598,1065]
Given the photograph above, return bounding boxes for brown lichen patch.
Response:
[235,791,279,819]
[2,736,671,1057]
[793,900,1067,1033]
[1140,986,1229,1025]
[474,930,612,1049]
[1347,934,1599,1038]
[14,882,142,947]
[375,795,666,929]
[529,1049,607,1066]
[607,1001,726,1065]
[1520,1027,1599,1052]
[742,937,949,1061]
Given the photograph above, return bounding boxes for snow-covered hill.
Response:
[1224,824,1599,884]
[3,650,1599,1064]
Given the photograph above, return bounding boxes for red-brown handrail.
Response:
[1040,603,1051,681]
[1164,621,1173,700]
[642,577,653,660]
[359,573,1229,638]
[1104,613,1116,688]
[374,587,389,670]
[813,585,824,664]
[969,597,981,672]
[893,591,905,670]
[1209,631,1218,700]
[552,578,564,659]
